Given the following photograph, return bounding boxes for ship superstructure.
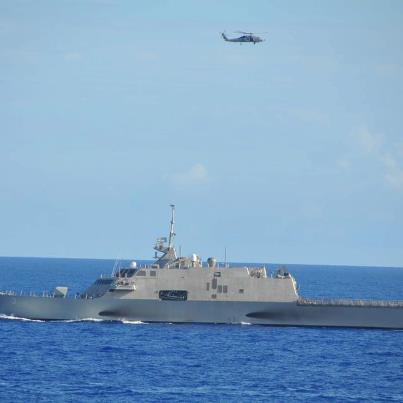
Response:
[79,205,298,308]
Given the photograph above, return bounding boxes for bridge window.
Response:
[239,289,244,294]
[223,285,228,293]
[115,268,137,278]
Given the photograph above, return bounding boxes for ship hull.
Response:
[1,294,403,329]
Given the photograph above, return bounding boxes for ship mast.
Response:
[168,204,176,249]
[153,204,177,266]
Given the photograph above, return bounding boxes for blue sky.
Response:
[1,0,402,266]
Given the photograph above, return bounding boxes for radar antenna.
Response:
[168,204,176,248]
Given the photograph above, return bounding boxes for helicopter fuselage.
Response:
[222,33,264,44]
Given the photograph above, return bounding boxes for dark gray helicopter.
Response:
[221,31,266,44]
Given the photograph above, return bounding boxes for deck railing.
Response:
[298,297,403,308]
[0,290,76,298]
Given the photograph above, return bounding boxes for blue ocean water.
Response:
[1,257,403,402]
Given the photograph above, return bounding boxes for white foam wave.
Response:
[0,314,45,323]
[240,321,252,325]
[121,320,147,325]
[60,318,106,323]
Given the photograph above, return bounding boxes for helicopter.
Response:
[221,31,266,45]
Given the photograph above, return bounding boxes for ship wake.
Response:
[0,314,148,325]
[0,314,45,323]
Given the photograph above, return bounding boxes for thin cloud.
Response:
[382,155,403,191]
[337,158,351,171]
[354,127,403,192]
[63,52,81,61]
[375,63,401,78]
[355,126,383,153]
[291,107,329,126]
[169,163,209,186]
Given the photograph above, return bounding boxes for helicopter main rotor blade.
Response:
[235,31,268,35]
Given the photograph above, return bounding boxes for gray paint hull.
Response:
[1,295,403,329]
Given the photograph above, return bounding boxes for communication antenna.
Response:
[224,247,227,268]
[111,257,122,277]
[168,204,176,248]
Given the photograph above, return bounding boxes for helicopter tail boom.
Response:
[221,32,229,41]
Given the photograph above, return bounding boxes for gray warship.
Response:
[1,205,403,328]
